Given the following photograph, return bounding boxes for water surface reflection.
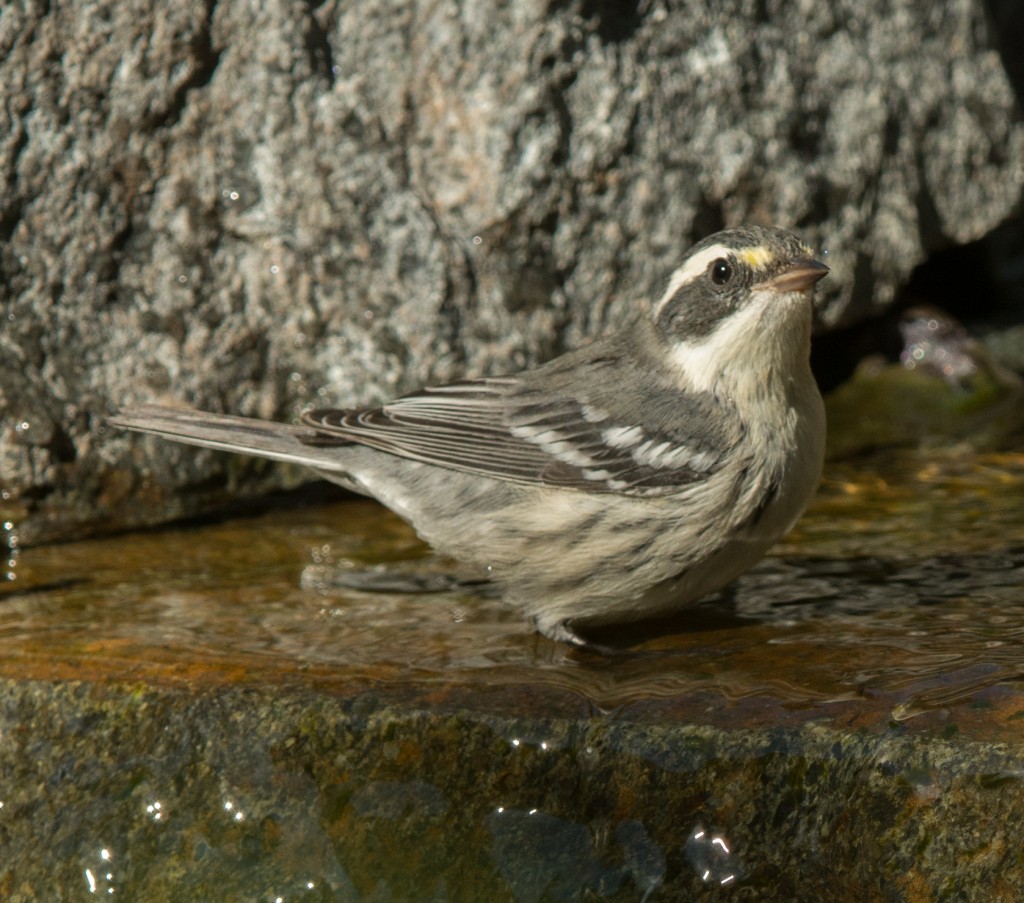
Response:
[2,451,1023,731]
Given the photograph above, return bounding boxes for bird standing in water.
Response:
[110,225,829,646]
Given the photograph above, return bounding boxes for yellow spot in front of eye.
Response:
[738,246,775,268]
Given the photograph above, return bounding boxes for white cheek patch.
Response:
[667,297,766,392]
[668,336,731,394]
[653,243,733,317]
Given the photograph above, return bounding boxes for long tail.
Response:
[107,404,352,474]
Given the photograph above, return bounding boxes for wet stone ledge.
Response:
[1,675,1023,901]
[0,450,1022,900]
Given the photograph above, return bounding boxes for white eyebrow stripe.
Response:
[653,243,733,317]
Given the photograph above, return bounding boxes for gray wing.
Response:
[301,377,736,497]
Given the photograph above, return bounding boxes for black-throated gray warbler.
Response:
[110,225,829,646]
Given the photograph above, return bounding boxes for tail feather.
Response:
[107,404,352,473]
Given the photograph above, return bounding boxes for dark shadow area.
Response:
[812,214,1024,393]
[104,479,361,543]
[985,0,1024,107]
[0,578,88,602]
[574,545,1024,654]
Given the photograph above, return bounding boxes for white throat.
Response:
[666,289,815,400]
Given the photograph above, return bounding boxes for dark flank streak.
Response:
[625,534,657,561]
[743,479,780,530]
[563,510,606,547]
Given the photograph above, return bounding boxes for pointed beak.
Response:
[758,258,830,293]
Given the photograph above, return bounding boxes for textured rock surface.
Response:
[0,444,1022,898]
[1,0,1022,540]
[4,677,1024,901]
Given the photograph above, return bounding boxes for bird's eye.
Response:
[710,258,732,285]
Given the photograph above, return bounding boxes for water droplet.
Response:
[686,825,741,886]
[2,520,17,582]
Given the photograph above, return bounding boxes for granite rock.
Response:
[1,0,1022,540]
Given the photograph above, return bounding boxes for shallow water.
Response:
[3,449,1024,900]
[3,449,1024,734]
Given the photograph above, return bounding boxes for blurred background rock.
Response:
[1,0,1022,542]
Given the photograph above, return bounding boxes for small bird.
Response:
[109,225,828,646]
